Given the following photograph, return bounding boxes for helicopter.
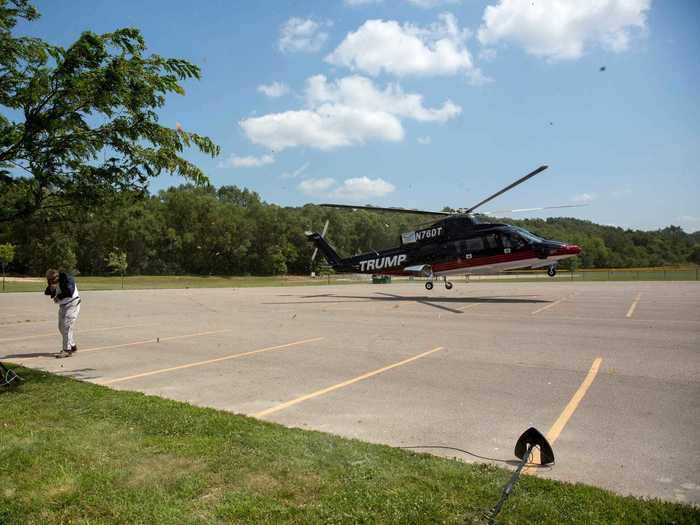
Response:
[306,165,582,290]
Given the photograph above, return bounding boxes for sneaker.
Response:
[55,350,72,358]
[69,345,78,354]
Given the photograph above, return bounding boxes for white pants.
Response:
[59,301,80,351]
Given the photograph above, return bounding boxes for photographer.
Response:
[45,269,81,358]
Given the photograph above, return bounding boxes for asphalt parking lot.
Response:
[2,281,699,504]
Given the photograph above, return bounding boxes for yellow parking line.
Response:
[626,293,642,318]
[79,329,231,355]
[255,346,445,418]
[99,337,324,385]
[546,357,603,443]
[525,357,603,473]
[0,323,155,344]
[531,293,575,315]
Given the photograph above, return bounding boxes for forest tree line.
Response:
[1,184,699,276]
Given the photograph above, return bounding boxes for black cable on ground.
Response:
[398,445,549,468]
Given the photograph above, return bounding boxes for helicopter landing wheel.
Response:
[425,281,434,291]
[547,266,557,277]
[445,281,453,290]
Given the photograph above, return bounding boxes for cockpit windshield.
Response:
[510,226,544,244]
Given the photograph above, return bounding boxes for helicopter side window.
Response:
[483,234,499,250]
[464,237,484,253]
[512,226,543,244]
[512,234,527,250]
[502,233,526,251]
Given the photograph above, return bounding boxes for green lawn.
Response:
[0,275,357,293]
[2,268,698,294]
[1,368,697,524]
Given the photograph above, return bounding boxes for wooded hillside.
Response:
[1,184,698,276]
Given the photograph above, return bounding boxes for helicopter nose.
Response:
[550,244,581,256]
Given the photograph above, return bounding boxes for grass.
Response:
[1,368,697,524]
[2,268,698,294]
[0,275,360,293]
[574,269,699,281]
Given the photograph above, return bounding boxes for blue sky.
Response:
[17,0,700,231]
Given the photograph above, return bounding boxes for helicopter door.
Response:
[483,233,500,254]
[501,234,518,254]
[463,236,485,260]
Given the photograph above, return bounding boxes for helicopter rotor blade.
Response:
[319,165,549,217]
[479,203,588,216]
[465,165,549,214]
[319,203,451,217]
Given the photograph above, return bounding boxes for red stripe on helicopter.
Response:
[433,250,539,272]
[374,245,580,276]
[378,250,539,276]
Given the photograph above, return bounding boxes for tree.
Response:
[0,0,219,222]
[27,234,77,274]
[262,245,287,276]
[106,249,128,289]
[689,244,700,266]
[0,242,15,290]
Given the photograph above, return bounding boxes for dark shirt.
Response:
[44,272,76,300]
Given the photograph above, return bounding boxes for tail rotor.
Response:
[310,219,330,265]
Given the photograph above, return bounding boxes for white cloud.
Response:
[299,177,336,195]
[326,13,473,77]
[572,192,598,203]
[478,0,652,60]
[331,177,396,200]
[306,75,461,122]
[345,0,383,5]
[281,162,311,179]
[240,106,403,151]
[406,0,461,8]
[417,136,432,145]
[279,18,330,53]
[257,82,289,98]
[298,176,396,201]
[478,47,498,62]
[240,74,460,151]
[218,154,275,168]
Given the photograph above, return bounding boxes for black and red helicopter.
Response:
[306,165,582,290]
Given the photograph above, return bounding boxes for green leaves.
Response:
[0,242,15,265]
[106,249,128,274]
[0,2,219,222]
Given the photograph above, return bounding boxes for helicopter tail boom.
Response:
[306,231,343,268]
